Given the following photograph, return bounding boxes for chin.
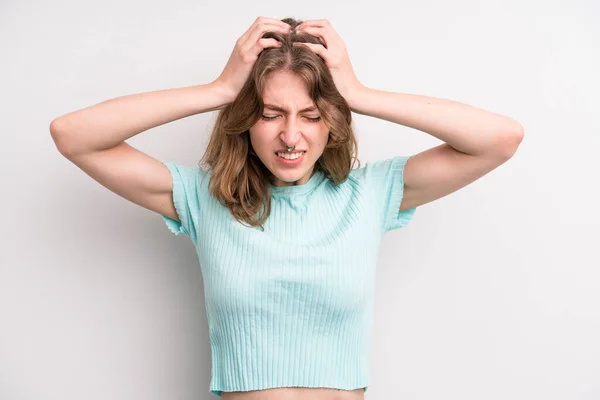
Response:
[270,168,308,184]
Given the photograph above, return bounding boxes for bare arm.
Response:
[293,19,523,214]
[48,16,291,224]
[48,82,235,223]
[348,87,524,212]
[50,82,235,156]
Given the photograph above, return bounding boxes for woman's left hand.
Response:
[294,19,365,109]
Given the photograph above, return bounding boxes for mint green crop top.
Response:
[161,155,417,397]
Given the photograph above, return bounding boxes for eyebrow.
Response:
[263,104,318,113]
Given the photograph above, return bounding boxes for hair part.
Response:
[200,17,361,230]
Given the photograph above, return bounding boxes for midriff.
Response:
[221,387,365,400]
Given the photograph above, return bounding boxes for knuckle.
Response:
[241,53,253,64]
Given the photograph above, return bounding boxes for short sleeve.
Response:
[358,155,417,233]
[161,161,206,244]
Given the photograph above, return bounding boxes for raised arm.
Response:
[49,82,233,221]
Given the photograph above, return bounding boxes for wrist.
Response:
[208,80,237,106]
[346,84,369,112]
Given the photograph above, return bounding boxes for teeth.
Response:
[277,151,304,160]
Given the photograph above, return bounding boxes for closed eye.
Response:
[261,115,321,122]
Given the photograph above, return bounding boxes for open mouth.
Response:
[275,150,306,160]
[274,150,306,165]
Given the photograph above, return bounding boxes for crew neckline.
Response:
[269,169,326,197]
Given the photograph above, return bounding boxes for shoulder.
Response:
[347,155,410,182]
[162,161,210,188]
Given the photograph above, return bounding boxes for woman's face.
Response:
[249,70,329,187]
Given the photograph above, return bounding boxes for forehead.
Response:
[261,70,314,108]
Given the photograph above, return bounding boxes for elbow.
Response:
[507,122,525,158]
[495,122,525,160]
[49,115,75,137]
[49,117,76,157]
[49,118,64,140]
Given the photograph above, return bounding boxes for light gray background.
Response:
[1,0,598,399]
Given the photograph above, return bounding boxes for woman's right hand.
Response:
[213,17,292,103]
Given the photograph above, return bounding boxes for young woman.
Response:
[50,16,523,400]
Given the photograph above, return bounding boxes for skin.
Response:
[229,71,364,400]
[218,19,365,399]
[49,15,520,400]
[223,16,522,400]
[221,387,365,400]
[248,70,330,188]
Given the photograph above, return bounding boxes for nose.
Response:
[279,117,302,147]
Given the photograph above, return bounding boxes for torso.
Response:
[200,171,375,400]
[221,387,365,400]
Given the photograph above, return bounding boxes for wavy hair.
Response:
[200,17,361,230]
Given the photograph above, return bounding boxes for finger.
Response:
[239,38,282,64]
[239,16,289,41]
[256,16,292,30]
[296,26,329,49]
[297,19,331,29]
[255,38,283,52]
[243,22,289,46]
[246,16,291,37]
[294,42,328,60]
[250,22,290,41]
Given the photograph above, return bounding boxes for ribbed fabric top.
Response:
[161,155,417,397]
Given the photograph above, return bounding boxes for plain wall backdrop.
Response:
[1,0,599,399]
